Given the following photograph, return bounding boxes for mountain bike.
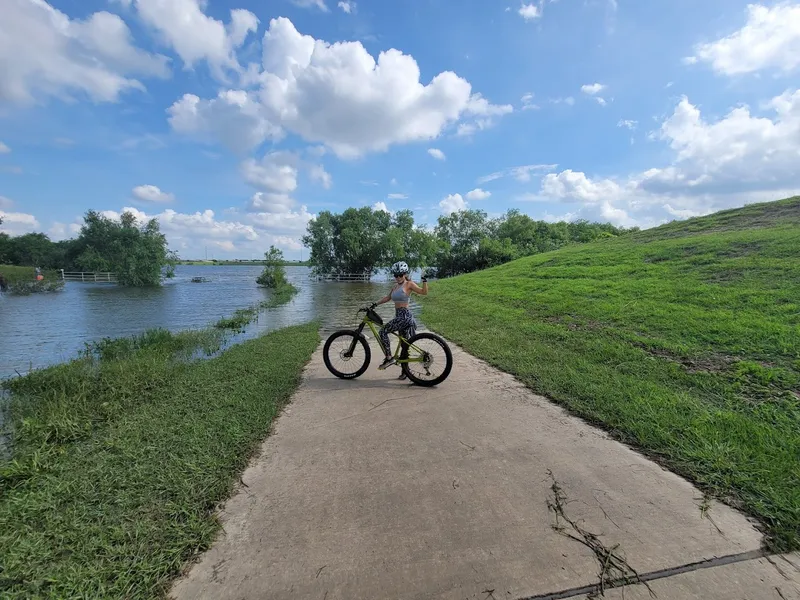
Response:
[323,305,453,387]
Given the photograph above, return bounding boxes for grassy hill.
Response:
[422,196,800,551]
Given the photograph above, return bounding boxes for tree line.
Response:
[1,211,176,286]
[303,207,638,278]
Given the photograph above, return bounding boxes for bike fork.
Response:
[346,323,366,358]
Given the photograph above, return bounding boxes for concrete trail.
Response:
[171,337,799,600]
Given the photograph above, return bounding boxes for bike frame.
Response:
[349,309,428,364]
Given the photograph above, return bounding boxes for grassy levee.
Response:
[422,196,800,551]
[0,322,320,599]
[0,265,63,294]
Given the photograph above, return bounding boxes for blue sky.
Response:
[1,0,799,260]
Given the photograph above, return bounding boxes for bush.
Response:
[256,246,288,289]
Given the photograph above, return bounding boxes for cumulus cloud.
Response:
[309,164,332,189]
[686,3,800,75]
[167,90,283,154]
[439,193,467,215]
[95,205,313,257]
[292,0,329,11]
[168,17,510,158]
[518,3,541,21]
[0,0,170,104]
[0,209,40,235]
[131,184,175,203]
[581,83,606,95]
[241,152,298,194]
[373,201,390,213]
[531,88,800,227]
[428,148,446,160]
[465,188,491,201]
[521,92,539,110]
[129,0,257,79]
[617,119,638,130]
[337,1,355,14]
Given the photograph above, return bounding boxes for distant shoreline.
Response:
[178,260,311,267]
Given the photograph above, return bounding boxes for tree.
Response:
[257,246,288,288]
[303,207,435,276]
[68,210,176,286]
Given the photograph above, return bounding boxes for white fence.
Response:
[60,270,118,283]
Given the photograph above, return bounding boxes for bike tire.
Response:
[323,330,371,379]
[401,332,453,387]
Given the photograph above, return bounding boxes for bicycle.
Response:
[323,305,453,387]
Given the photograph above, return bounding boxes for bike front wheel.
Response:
[400,332,453,387]
[323,330,371,379]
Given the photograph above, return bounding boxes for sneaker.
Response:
[378,357,396,370]
[397,371,407,381]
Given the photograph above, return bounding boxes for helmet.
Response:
[390,261,409,276]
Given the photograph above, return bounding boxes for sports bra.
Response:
[391,283,410,303]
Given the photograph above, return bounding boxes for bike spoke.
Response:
[329,336,367,376]
[404,338,447,381]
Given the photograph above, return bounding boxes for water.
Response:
[0,266,425,379]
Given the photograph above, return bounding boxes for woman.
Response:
[374,261,428,374]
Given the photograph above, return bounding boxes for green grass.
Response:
[0,322,320,599]
[422,196,800,552]
[0,265,63,294]
[214,283,298,331]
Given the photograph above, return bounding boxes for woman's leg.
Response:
[379,317,402,358]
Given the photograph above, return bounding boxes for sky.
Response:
[1,0,799,260]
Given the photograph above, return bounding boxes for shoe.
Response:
[378,357,396,370]
[397,372,407,381]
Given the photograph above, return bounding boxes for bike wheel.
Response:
[323,330,371,379]
[401,332,453,387]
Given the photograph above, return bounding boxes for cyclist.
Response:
[373,261,428,374]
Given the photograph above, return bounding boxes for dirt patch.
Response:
[632,342,736,374]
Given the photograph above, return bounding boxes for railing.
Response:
[60,270,118,283]
[314,273,382,282]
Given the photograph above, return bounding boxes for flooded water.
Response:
[0,266,425,379]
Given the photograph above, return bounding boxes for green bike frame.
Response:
[351,307,428,364]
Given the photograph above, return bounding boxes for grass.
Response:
[214,283,298,332]
[421,196,800,552]
[0,322,320,598]
[0,265,63,294]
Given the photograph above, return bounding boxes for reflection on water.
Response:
[0,266,424,378]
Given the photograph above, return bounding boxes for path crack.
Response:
[546,470,655,598]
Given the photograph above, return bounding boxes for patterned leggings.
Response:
[379,307,416,357]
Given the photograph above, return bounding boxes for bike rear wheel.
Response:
[401,332,453,387]
[323,330,371,379]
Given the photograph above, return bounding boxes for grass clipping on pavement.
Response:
[422,196,800,552]
[0,322,319,599]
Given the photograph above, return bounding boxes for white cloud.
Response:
[0,141,10,154]
[240,152,298,194]
[292,0,329,11]
[618,119,638,130]
[337,1,355,14]
[129,0,257,79]
[518,3,541,21]
[132,184,175,203]
[581,83,606,95]
[96,205,313,257]
[387,193,408,199]
[373,201,390,213]
[439,193,467,214]
[169,17,509,158]
[477,163,557,184]
[551,96,575,106]
[0,210,40,235]
[686,3,800,75]
[167,90,283,154]
[529,88,800,227]
[428,148,446,160]
[595,97,607,107]
[0,0,170,104]
[465,188,491,201]
[309,164,333,189]
[521,92,539,110]
[48,220,83,241]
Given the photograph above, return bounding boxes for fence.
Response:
[60,270,118,283]
[313,273,387,282]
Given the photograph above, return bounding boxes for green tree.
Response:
[257,246,288,288]
[69,210,177,286]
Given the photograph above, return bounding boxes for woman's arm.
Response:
[375,285,395,305]
[406,279,428,296]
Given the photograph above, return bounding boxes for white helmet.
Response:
[390,261,409,276]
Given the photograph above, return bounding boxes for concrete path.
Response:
[171,337,799,600]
